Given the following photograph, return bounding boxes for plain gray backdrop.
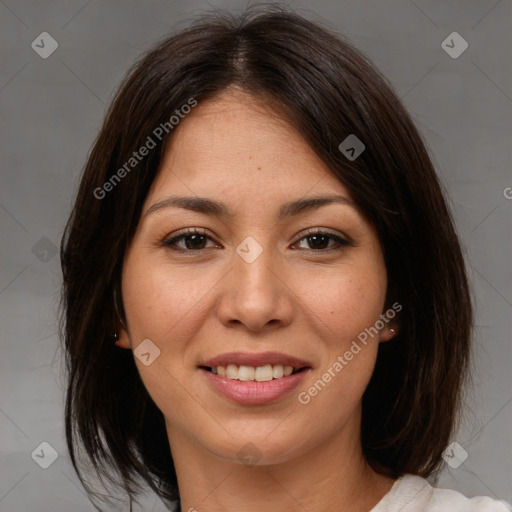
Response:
[1,0,511,510]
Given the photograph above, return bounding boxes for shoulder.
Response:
[371,474,511,512]
[428,482,510,512]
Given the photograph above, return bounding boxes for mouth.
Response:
[199,351,312,381]
[200,363,308,381]
[198,352,312,405]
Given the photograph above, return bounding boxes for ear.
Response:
[114,327,131,349]
[380,321,399,343]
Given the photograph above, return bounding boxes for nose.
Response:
[216,243,294,333]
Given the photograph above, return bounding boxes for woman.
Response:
[60,7,509,512]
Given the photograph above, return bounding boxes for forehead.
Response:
[147,89,352,204]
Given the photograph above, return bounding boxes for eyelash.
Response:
[161,227,353,255]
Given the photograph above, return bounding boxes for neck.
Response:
[167,420,394,512]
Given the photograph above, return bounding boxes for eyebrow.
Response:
[144,194,354,221]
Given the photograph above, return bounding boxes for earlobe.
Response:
[113,287,130,348]
[114,328,131,349]
[380,325,399,343]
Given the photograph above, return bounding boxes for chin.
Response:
[195,421,317,467]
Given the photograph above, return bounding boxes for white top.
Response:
[166,474,511,511]
[370,474,511,512]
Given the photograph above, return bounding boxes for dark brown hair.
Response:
[60,6,472,511]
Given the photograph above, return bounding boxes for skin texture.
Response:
[116,88,398,511]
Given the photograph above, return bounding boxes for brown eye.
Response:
[181,233,208,250]
[163,229,219,252]
[294,230,352,252]
[305,234,331,250]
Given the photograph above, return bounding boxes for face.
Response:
[117,88,395,466]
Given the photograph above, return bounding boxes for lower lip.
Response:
[201,368,310,405]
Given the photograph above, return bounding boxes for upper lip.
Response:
[201,351,312,369]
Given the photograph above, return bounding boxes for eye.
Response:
[162,228,219,252]
[293,229,352,252]
[162,228,353,254]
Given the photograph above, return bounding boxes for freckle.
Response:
[257,167,261,170]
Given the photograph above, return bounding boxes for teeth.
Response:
[255,365,273,382]
[211,364,297,381]
[272,365,284,379]
[238,365,255,381]
[226,364,238,379]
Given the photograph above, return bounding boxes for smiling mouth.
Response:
[200,364,309,382]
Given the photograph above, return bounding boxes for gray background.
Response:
[1,0,511,510]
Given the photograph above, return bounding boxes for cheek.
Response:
[293,261,387,346]
[120,255,219,412]
[292,261,386,420]
[122,255,221,343]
